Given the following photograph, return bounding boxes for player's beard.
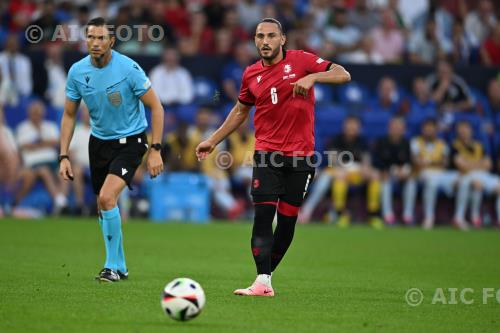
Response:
[259,45,281,62]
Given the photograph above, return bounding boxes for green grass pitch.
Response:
[1,218,499,333]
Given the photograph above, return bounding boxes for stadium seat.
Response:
[336,82,371,109]
[174,103,199,124]
[193,77,219,105]
[314,84,334,105]
[361,111,391,142]
[147,172,210,223]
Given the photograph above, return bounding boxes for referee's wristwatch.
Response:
[58,155,70,163]
[151,143,162,151]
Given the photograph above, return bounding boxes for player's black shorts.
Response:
[251,151,315,206]
[88,132,148,195]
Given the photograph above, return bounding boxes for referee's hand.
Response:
[59,159,74,181]
[147,150,164,179]
[195,140,215,161]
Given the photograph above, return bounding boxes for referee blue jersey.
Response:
[66,50,151,140]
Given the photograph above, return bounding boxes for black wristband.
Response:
[58,155,70,163]
[151,143,162,151]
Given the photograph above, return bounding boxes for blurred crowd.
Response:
[1,0,500,65]
[1,0,500,228]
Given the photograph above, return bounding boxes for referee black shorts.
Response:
[250,151,315,207]
[88,132,148,195]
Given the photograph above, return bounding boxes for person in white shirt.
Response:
[465,0,497,48]
[0,33,33,102]
[0,107,19,217]
[14,100,67,213]
[149,48,194,106]
[68,103,91,214]
[44,43,67,110]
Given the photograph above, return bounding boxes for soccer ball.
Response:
[161,278,206,321]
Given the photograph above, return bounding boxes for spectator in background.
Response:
[14,100,67,214]
[406,76,436,115]
[0,33,33,102]
[67,104,91,215]
[370,76,401,113]
[222,42,253,102]
[164,0,190,36]
[451,121,498,229]
[409,18,450,64]
[117,24,163,56]
[90,0,119,20]
[67,5,90,53]
[108,5,131,51]
[486,78,500,116]
[149,1,176,47]
[450,19,473,65]
[0,67,18,106]
[348,0,380,33]
[369,9,404,63]
[31,0,61,44]
[44,43,66,111]
[413,2,454,41]
[481,23,500,66]
[427,60,474,113]
[306,0,331,31]
[408,118,467,230]
[373,116,413,225]
[328,116,382,229]
[465,0,497,48]
[387,0,407,29]
[0,107,19,216]
[214,28,233,57]
[345,36,383,64]
[237,0,262,32]
[324,7,361,63]
[221,8,249,43]
[149,48,194,107]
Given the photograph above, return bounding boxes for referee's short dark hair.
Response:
[85,17,114,36]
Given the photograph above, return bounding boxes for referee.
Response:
[59,18,164,282]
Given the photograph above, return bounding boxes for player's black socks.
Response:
[271,201,300,272]
[251,199,277,275]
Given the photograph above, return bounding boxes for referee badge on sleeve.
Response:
[108,91,122,106]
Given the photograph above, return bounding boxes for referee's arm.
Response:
[59,98,80,180]
[139,88,164,177]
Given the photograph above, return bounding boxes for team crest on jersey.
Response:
[284,64,292,73]
[257,75,262,83]
[107,91,122,106]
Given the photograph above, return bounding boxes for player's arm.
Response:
[291,64,351,98]
[59,98,80,180]
[139,88,164,178]
[196,101,252,161]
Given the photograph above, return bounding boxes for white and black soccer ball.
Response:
[161,278,206,321]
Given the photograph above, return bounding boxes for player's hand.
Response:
[196,139,215,161]
[147,150,164,179]
[291,75,315,98]
[59,159,74,181]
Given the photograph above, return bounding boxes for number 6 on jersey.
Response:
[270,87,278,104]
